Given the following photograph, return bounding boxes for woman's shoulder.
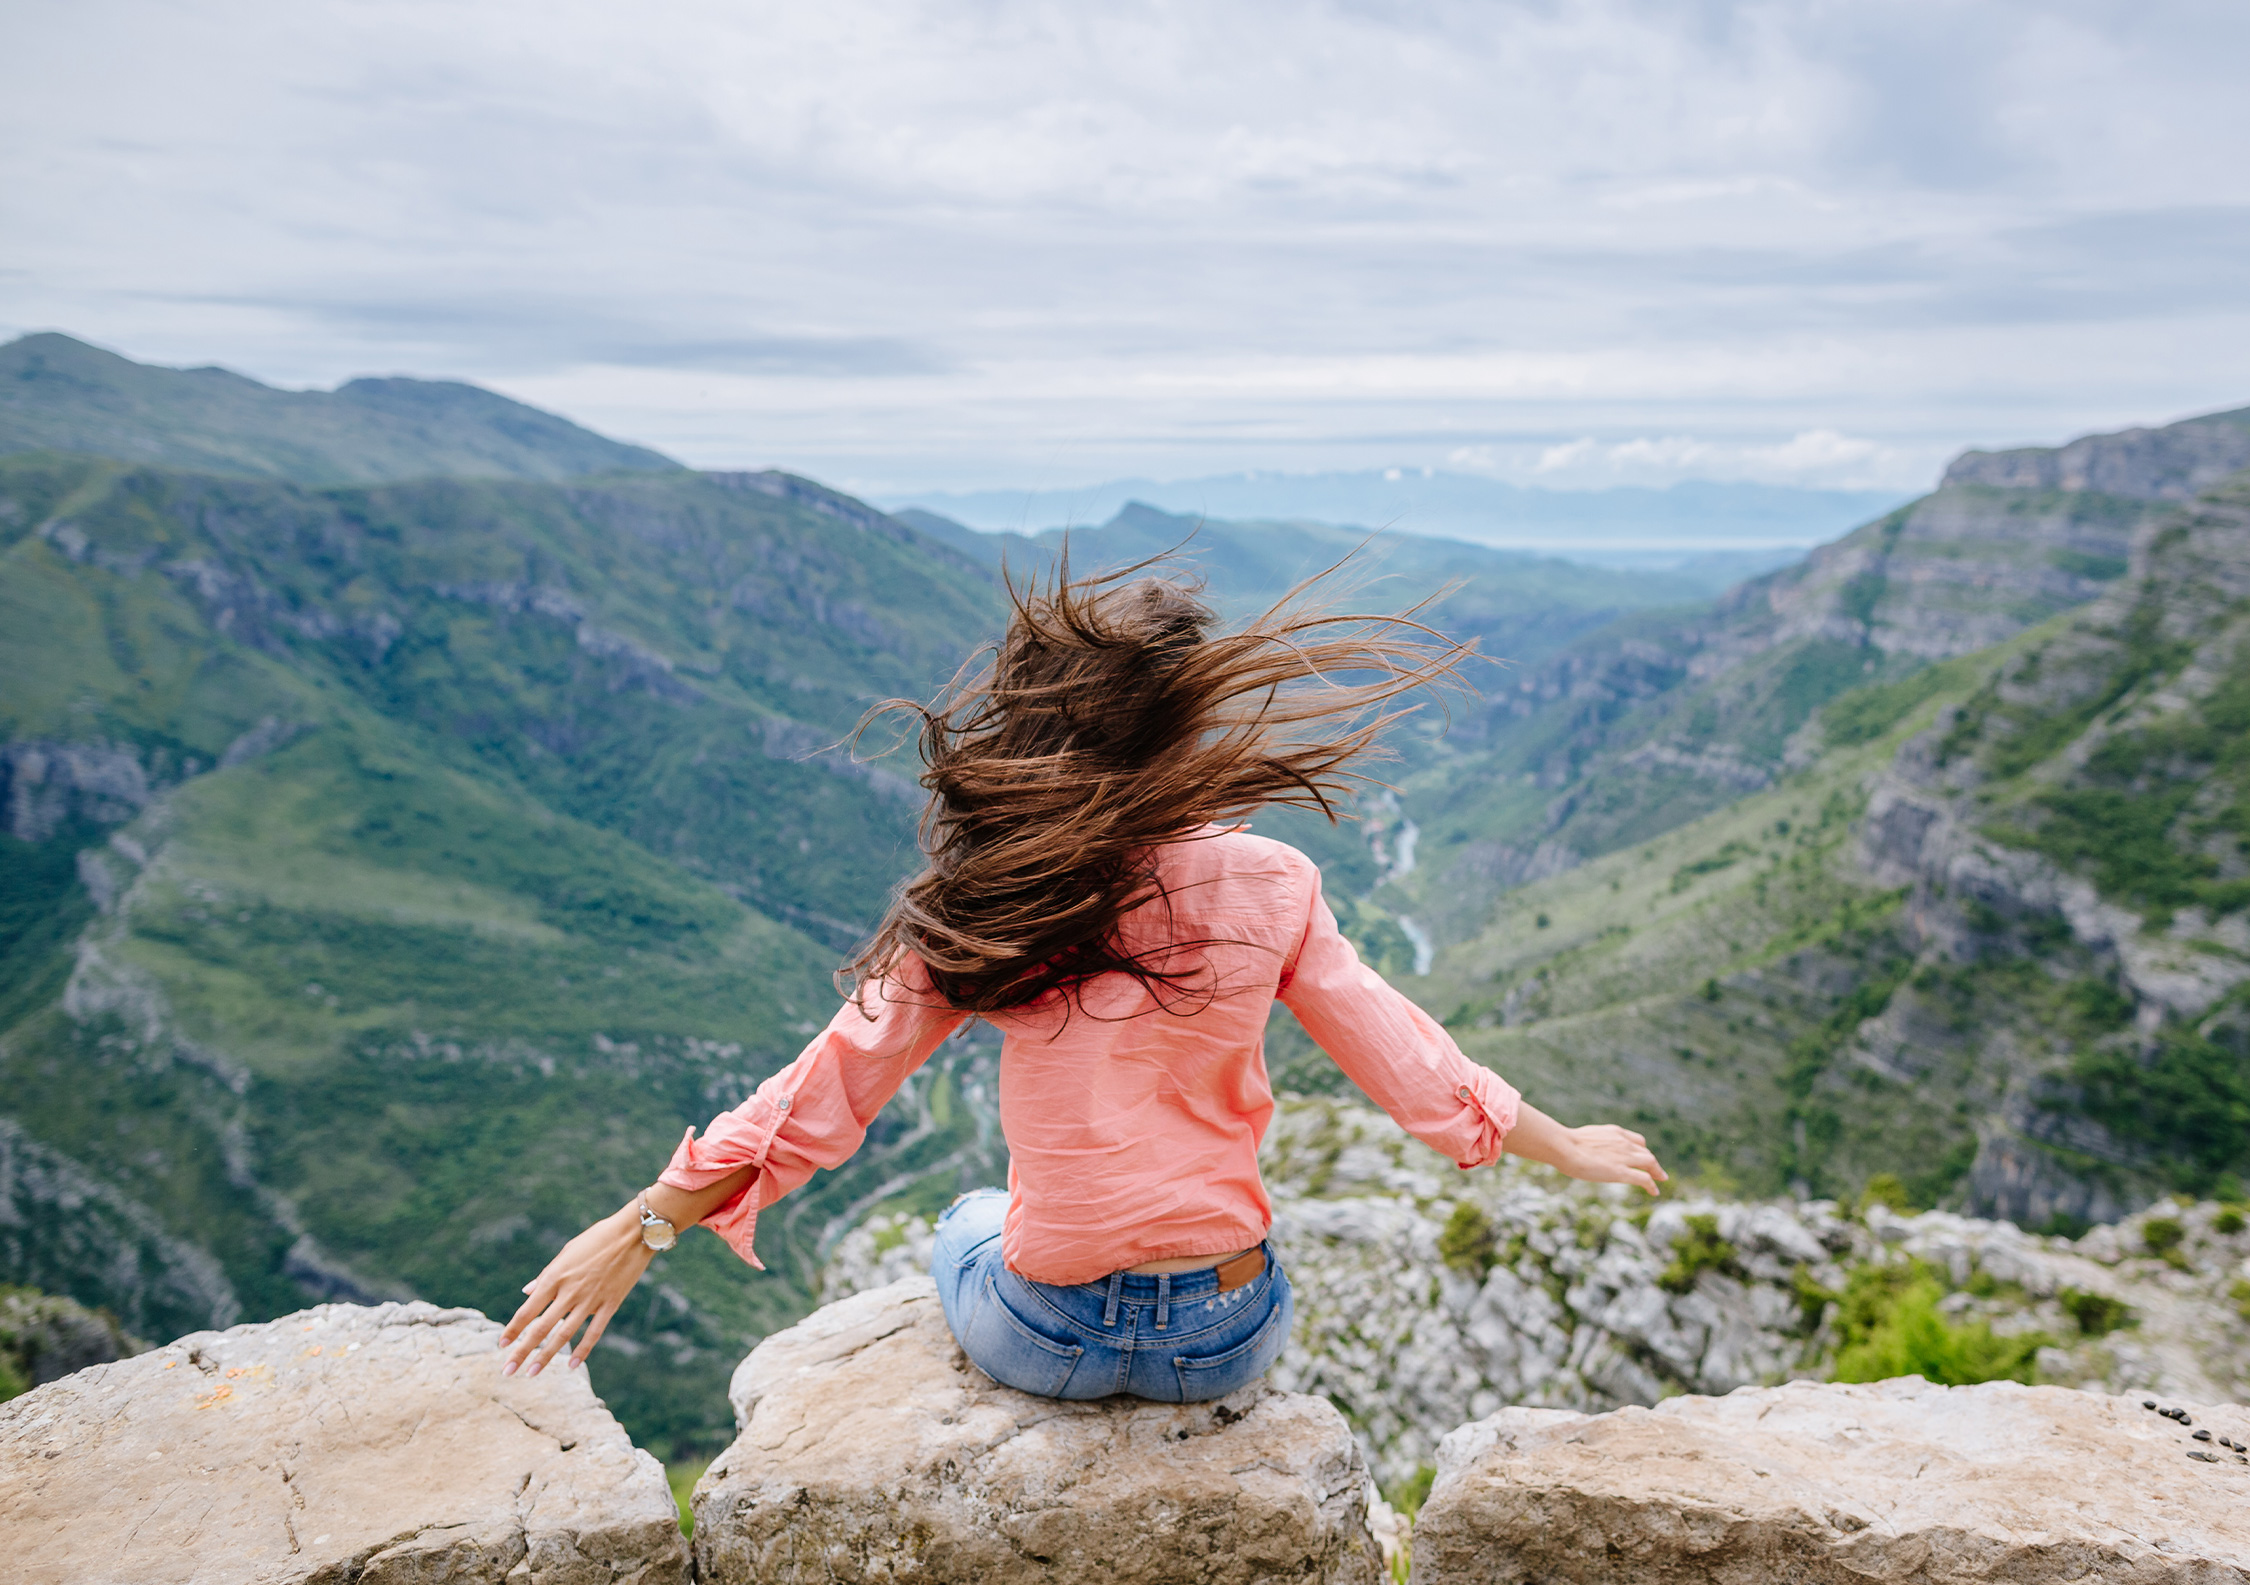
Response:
[1161,824,1318,885]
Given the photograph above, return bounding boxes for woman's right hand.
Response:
[1557,1123,1668,1196]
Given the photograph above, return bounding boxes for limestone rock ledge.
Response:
[693,1275,1383,1585]
[0,1300,688,1585]
[1412,1376,2250,1584]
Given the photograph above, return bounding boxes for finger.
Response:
[529,1306,590,1375]
[502,1266,563,1340]
[570,1300,622,1369]
[503,1295,571,1372]
[500,1287,548,1343]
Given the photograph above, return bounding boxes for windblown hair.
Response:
[841,553,1471,1014]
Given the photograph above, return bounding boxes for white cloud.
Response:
[1492,429,1926,490]
[2,0,2247,494]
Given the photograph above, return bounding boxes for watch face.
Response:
[641,1222,677,1252]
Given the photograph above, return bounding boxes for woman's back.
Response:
[658,824,1519,1287]
[498,564,1663,1396]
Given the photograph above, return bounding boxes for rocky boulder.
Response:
[0,1300,688,1585]
[693,1274,1383,1585]
[1412,1376,2250,1584]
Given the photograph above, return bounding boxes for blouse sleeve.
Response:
[1276,858,1519,1168]
[657,957,965,1269]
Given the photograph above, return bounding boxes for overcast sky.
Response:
[4,0,2247,498]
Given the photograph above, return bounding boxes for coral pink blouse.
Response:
[658,826,1520,1286]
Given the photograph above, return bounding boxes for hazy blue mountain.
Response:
[0,333,681,486]
[901,500,1729,673]
[887,472,1912,560]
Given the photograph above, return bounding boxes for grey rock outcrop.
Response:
[1412,1377,2250,1584]
[828,1099,2250,1492]
[693,1275,1382,1585]
[1943,405,2250,499]
[0,1300,687,1585]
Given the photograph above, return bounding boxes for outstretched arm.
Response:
[499,1165,761,1376]
[1500,1099,1667,1195]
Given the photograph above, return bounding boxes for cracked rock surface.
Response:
[0,1300,688,1585]
[693,1275,1382,1585]
[1413,1377,2250,1584]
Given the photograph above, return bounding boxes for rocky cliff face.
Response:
[1849,472,2250,1216]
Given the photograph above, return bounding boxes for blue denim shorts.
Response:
[930,1188,1292,1402]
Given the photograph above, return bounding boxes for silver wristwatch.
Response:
[637,1194,678,1252]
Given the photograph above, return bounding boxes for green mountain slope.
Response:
[1398,470,2250,1226]
[0,448,1010,1457]
[0,333,680,485]
[1382,404,2250,948]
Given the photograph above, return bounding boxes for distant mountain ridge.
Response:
[1944,406,2250,499]
[0,332,680,485]
[888,472,1911,558]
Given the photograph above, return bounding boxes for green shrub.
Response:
[1438,1202,1499,1280]
[1670,842,1754,894]
[1790,1266,1839,1335]
[0,1350,27,1404]
[2213,1206,2245,1236]
[1832,1262,2046,1386]
[2141,1218,2185,1257]
[1384,1462,1436,1519]
[2232,1279,2250,1321]
[1858,1173,1915,1214]
[2057,1288,2134,1338]
[666,1459,708,1537]
[1659,1214,1740,1294]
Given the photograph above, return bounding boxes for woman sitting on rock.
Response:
[502,561,1667,1399]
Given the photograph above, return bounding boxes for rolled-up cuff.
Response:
[1449,1068,1521,1169]
[657,1124,768,1271]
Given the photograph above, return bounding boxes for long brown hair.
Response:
[842,551,1470,1014]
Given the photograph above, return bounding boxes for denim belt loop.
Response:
[1102,1270,1123,1328]
[1155,1272,1171,1331]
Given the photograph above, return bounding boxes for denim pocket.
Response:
[1172,1290,1288,1402]
[962,1272,1085,1398]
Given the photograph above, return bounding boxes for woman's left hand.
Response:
[499,1203,651,1376]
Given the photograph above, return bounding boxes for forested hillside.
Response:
[0,446,1008,1454]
